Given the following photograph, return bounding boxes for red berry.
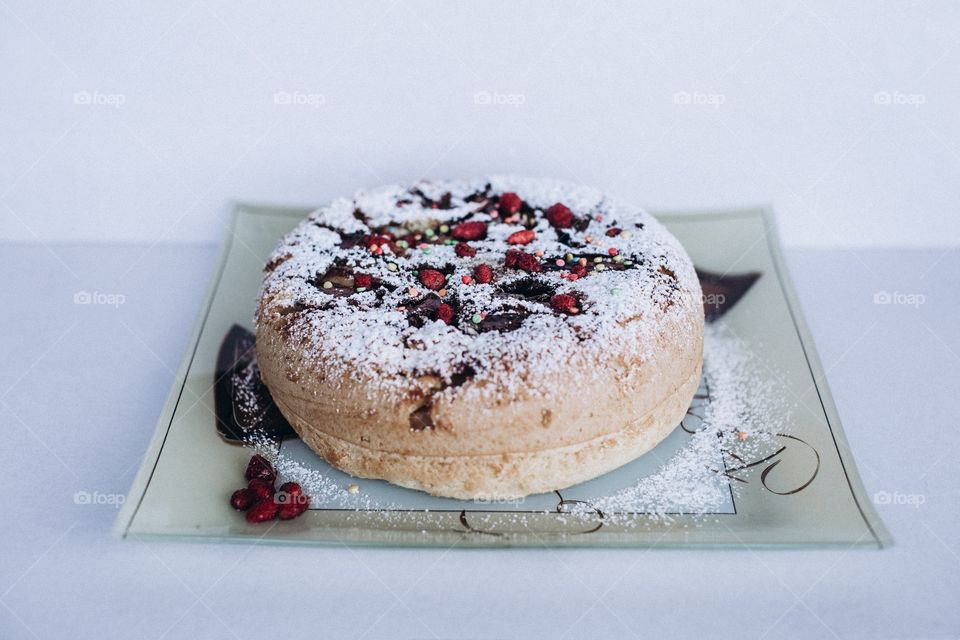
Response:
[474,263,493,284]
[504,249,521,268]
[570,264,588,277]
[361,234,392,249]
[354,273,373,289]
[545,203,574,229]
[278,501,309,521]
[230,488,254,511]
[277,483,309,508]
[419,269,446,291]
[451,221,487,241]
[606,227,622,237]
[244,454,275,482]
[517,252,543,273]
[279,482,302,497]
[248,478,274,503]
[454,242,476,258]
[245,500,279,523]
[499,192,522,214]
[436,303,455,324]
[550,294,578,314]
[507,229,535,245]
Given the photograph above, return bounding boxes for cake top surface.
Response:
[256,176,700,398]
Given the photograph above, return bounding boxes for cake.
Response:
[255,177,704,499]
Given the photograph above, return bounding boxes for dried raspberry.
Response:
[279,482,302,497]
[507,229,535,245]
[360,234,392,249]
[276,483,308,508]
[353,273,373,289]
[230,488,254,511]
[504,249,521,268]
[451,221,487,241]
[419,269,446,291]
[499,192,523,214]
[550,294,578,314]
[545,203,574,229]
[606,227,622,237]
[248,479,275,503]
[474,263,493,284]
[245,500,279,523]
[454,242,476,258]
[244,455,276,482]
[278,501,309,521]
[436,303,455,324]
[517,252,543,273]
[570,264,588,277]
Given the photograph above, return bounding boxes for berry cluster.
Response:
[229,454,310,523]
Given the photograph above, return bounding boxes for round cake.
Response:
[255,177,704,499]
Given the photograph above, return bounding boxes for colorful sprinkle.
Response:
[555,259,565,267]
[407,287,420,297]
[593,256,603,263]
[471,314,482,324]
[595,264,606,271]
[438,288,447,297]
[425,229,435,238]
[397,240,409,248]
[461,275,472,285]
[608,248,618,256]
[387,262,399,272]
[565,253,574,262]
[322,281,333,289]
[610,287,621,295]
[439,225,449,233]
[579,258,588,267]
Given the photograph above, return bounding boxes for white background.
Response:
[3,1,960,248]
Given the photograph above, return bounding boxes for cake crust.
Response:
[255,177,704,499]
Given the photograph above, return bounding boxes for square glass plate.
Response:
[115,204,890,548]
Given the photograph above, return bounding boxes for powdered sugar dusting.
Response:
[256,176,701,402]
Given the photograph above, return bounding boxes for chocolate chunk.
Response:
[696,269,761,321]
[499,278,556,304]
[478,312,527,333]
[409,402,434,431]
[214,325,297,443]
